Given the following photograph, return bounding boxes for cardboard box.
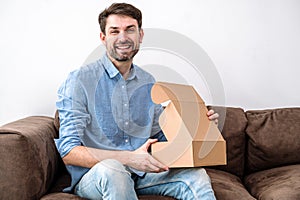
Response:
[151,82,226,167]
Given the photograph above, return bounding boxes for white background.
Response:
[1,0,299,125]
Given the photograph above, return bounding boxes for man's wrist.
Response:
[118,150,132,166]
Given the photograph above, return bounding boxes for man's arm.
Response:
[63,139,169,173]
[63,109,218,172]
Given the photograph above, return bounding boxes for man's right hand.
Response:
[126,139,169,173]
[62,139,169,172]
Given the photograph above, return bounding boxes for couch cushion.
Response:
[206,169,255,200]
[244,164,300,200]
[41,193,87,200]
[0,116,59,200]
[245,108,300,174]
[207,106,248,178]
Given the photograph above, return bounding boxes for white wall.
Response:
[1,0,300,125]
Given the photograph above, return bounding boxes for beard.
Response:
[107,40,140,62]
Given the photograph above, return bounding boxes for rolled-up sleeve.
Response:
[55,70,91,158]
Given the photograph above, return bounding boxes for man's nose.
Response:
[117,32,128,41]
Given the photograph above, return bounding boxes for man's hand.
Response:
[207,109,219,124]
[127,139,169,173]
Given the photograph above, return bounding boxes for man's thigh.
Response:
[75,159,138,200]
[135,168,216,200]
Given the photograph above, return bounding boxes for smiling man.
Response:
[55,3,218,200]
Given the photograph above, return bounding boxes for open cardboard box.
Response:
[151,82,226,167]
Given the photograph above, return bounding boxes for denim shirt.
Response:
[55,54,166,192]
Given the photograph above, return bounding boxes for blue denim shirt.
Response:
[55,54,166,192]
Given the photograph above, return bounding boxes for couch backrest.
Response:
[245,108,300,174]
[208,106,248,178]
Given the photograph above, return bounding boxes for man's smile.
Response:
[115,45,132,50]
[115,41,133,50]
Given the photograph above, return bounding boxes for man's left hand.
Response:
[207,109,219,124]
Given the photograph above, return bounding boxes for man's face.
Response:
[100,14,144,62]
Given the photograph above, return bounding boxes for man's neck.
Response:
[108,54,132,80]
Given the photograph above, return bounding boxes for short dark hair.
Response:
[98,3,142,34]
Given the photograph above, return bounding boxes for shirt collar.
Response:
[102,53,138,80]
[127,65,137,80]
[102,53,119,78]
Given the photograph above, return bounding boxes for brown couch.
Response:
[0,107,299,200]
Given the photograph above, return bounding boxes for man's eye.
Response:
[110,31,119,34]
[127,28,135,33]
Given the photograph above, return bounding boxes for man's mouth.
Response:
[115,44,132,50]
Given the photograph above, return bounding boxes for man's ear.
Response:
[100,32,106,45]
[139,28,144,43]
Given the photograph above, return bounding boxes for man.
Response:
[56,3,218,200]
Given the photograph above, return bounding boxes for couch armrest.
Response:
[0,116,59,200]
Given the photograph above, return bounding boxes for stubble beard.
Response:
[110,48,139,62]
[108,40,140,62]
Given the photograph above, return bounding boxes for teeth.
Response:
[116,45,130,49]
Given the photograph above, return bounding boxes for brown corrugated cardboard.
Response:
[151,82,226,167]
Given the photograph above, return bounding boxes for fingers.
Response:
[207,109,219,125]
[207,110,219,119]
[132,139,168,173]
[142,140,169,172]
[209,113,219,120]
[141,156,168,173]
[148,156,169,172]
[147,138,158,144]
[142,138,158,151]
[207,109,215,116]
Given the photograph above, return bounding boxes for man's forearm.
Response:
[62,146,131,168]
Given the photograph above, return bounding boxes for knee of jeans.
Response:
[176,169,214,199]
[91,159,133,191]
[93,159,130,178]
[182,168,211,186]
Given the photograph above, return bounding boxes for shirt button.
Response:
[124,103,128,107]
[125,121,129,125]
[122,85,125,89]
[125,139,129,143]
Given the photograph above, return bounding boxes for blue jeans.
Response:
[75,159,216,200]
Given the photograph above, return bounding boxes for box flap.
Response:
[151,82,205,104]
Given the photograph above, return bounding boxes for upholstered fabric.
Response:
[207,169,256,200]
[53,110,60,137]
[208,106,248,178]
[245,108,300,174]
[0,116,59,200]
[41,193,87,200]
[244,164,300,200]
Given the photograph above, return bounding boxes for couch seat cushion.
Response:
[244,164,300,200]
[41,193,86,200]
[206,169,255,200]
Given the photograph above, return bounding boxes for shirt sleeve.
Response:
[55,70,91,158]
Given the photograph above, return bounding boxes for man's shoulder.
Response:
[70,59,104,80]
[133,64,155,82]
[80,59,104,74]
